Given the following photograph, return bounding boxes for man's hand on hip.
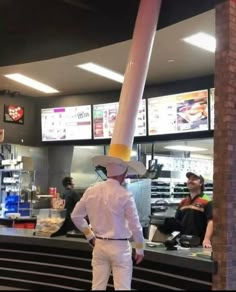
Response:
[89,237,96,248]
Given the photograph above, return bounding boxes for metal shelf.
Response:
[0,169,35,217]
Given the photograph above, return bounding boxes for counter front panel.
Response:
[0,227,215,290]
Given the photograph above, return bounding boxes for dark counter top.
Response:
[144,242,215,273]
[0,226,89,251]
[0,216,37,222]
[0,226,216,274]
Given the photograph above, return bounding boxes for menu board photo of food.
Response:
[93,100,146,139]
[148,89,209,135]
[176,90,208,132]
[210,88,215,130]
[93,102,119,139]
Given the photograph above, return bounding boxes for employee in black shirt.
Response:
[60,176,82,233]
[159,172,213,248]
[175,172,213,248]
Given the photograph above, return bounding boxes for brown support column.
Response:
[213,0,236,290]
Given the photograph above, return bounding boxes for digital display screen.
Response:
[148,90,209,135]
[41,105,92,141]
[210,88,214,130]
[93,99,146,139]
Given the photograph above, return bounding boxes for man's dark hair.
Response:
[62,176,73,188]
[201,184,204,193]
[199,176,205,193]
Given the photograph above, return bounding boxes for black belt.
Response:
[96,236,128,241]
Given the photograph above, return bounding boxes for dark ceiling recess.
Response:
[0,0,225,66]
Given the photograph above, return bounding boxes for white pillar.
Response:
[109,0,162,161]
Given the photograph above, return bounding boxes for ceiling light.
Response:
[183,32,216,53]
[4,73,59,94]
[164,145,207,152]
[76,62,124,83]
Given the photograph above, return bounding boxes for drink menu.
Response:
[93,100,146,139]
[148,90,209,135]
[41,105,92,141]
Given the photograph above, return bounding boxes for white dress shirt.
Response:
[71,178,144,253]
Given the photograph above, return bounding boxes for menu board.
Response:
[93,100,146,139]
[135,99,147,137]
[148,90,209,135]
[93,102,118,139]
[41,105,92,141]
[210,88,215,130]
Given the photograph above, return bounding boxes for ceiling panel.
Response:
[0,0,221,65]
[0,9,215,97]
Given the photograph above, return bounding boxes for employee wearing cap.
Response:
[175,172,213,248]
[71,155,146,290]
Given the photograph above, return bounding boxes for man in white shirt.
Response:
[71,156,146,290]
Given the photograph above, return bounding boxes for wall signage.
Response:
[93,99,146,139]
[148,90,209,135]
[210,88,214,130]
[4,104,24,124]
[41,105,92,141]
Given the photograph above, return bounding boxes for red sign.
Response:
[4,104,24,124]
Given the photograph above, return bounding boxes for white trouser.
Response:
[91,239,133,290]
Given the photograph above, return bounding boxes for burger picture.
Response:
[178,102,207,123]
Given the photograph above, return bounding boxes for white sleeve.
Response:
[71,194,94,240]
[124,193,144,254]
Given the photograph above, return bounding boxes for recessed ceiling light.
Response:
[76,62,124,83]
[4,73,59,94]
[183,32,216,53]
[164,145,207,152]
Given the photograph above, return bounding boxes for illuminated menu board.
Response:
[93,100,146,139]
[93,102,118,139]
[41,105,92,141]
[135,99,146,137]
[148,89,209,135]
[210,88,214,130]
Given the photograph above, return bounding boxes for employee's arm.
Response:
[202,219,213,248]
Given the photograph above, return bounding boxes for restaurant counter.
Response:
[0,227,216,290]
[0,216,37,228]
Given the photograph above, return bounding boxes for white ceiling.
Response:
[0,9,215,98]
